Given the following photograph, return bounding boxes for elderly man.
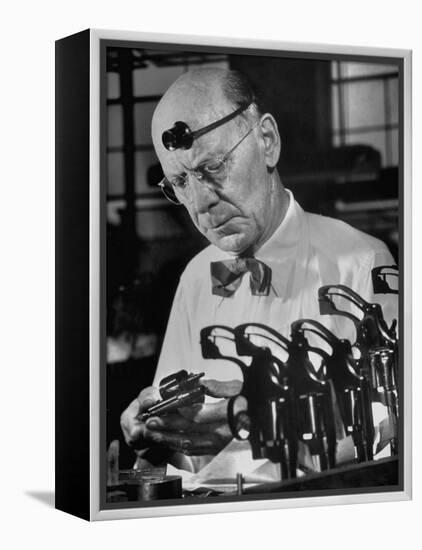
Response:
[121,68,397,485]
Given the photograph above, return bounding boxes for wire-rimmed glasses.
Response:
[158,121,260,205]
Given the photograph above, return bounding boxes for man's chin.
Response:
[211,233,249,255]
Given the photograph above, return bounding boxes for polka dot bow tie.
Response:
[210,258,272,298]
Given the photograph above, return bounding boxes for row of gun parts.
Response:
[142,266,398,480]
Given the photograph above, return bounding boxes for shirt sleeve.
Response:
[153,280,192,387]
[355,245,398,330]
[352,244,399,457]
[151,277,208,474]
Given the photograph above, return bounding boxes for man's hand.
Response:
[120,386,162,450]
[120,379,244,457]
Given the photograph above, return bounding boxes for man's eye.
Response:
[203,159,224,174]
[170,175,187,188]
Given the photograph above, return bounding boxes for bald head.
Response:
[150,68,286,255]
[151,68,257,156]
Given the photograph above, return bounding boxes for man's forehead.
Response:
[154,87,229,133]
[151,71,235,145]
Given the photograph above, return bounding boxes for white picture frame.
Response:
[55,28,412,521]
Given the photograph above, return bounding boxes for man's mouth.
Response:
[212,219,231,230]
[208,216,237,230]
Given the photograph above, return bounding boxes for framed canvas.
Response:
[55,28,412,521]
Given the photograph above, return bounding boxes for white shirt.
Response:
[152,191,398,486]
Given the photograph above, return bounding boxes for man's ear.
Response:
[259,113,281,169]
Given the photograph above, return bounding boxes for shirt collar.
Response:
[209,189,304,298]
[254,189,303,297]
[255,189,301,261]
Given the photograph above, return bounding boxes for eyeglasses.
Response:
[158,121,260,205]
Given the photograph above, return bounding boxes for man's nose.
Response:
[187,175,219,213]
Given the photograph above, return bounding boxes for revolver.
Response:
[137,370,205,422]
[200,323,299,480]
[318,283,399,454]
[290,319,374,463]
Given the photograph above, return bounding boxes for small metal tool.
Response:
[138,370,205,422]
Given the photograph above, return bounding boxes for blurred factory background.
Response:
[105,46,399,462]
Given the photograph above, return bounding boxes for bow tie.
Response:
[210,258,272,297]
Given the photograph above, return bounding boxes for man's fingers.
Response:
[137,386,161,412]
[120,385,160,448]
[146,415,227,434]
[179,391,247,424]
[143,428,192,453]
[201,378,243,398]
[143,425,232,456]
[179,399,229,423]
[120,382,242,451]
[120,404,146,448]
[179,424,233,455]
[145,414,193,432]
